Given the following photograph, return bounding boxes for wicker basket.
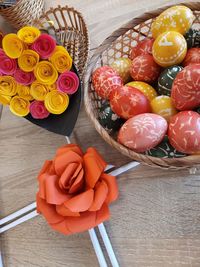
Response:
[0,0,44,29]
[84,2,200,170]
[33,5,89,79]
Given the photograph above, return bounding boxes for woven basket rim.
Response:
[84,2,200,169]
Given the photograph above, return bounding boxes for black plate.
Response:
[25,64,81,136]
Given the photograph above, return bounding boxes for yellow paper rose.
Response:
[18,50,39,72]
[30,81,49,101]
[0,94,11,105]
[47,83,57,91]
[49,46,72,73]
[17,84,33,101]
[17,26,40,44]
[44,90,69,114]
[2,34,24,59]
[34,61,58,85]
[9,96,30,117]
[0,76,17,96]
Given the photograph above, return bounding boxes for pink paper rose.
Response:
[0,48,17,75]
[30,100,50,119]
[31,34,56,59]
[14,68,35,85]
[56,71,79,94]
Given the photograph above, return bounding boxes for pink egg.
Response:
[92,66,123,99]
[168,111,200,154]
[118,113,168,152]
[171,64,200,110]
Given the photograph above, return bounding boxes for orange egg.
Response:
[152,31,187,67]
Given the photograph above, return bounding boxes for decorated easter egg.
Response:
[126,81,157,101]
[150,95,177,121]
[183,48,200,66]
[145,136,186,158]
[118,113,168,152]
[110,85,151,119]
[151,5,194,38]
[98,101,124,132]
[152,31,187,67]
[185,28,200,48]
[130,54,161,82]
[130,38,154,60]
[171,64,200,110]
[168,111,200,154]
[157,65,183,96]
[92,66,123,99]
[111,58,132,83]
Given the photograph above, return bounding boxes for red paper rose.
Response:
[30,100,50,119]
[36,144,118,235]
[57,71,79,94]
[0,48,17,75]
[32,34,56,59]
[14,68,35,85]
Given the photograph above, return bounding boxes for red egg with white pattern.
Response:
[168,111,200,154]
[92,65,123,99]
[109,85,151,120]
[130,54,161,83]
[130,38,154,60]
[171,64,200,110]
[183,48,200,67]
[118,113,168,152]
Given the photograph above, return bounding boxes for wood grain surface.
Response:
[1,0,200,266]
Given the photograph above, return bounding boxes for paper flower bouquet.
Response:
[0,26,80,120]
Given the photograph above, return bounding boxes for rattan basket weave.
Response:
[33,5,89,79]
[84,2,200,170]
[0,0,44,29]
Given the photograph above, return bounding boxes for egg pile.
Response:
[92,5,200,157]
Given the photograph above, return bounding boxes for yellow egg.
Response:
[111,58,132,83]
[151,5,194,38]
[152,31,187,67]
[150,95,177,121]
[126,81,157,101]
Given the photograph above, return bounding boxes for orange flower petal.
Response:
[44,174,71,205]
[37,160,52,179]
[102,173,119,204]
[95,203,110,225]
[54,151,83,176]
[87,148,107,169]
[56,204,80,217]
[64,189,94,212]
[89,181,108,211]
[50,220,72,235]
[84,148,107,188]
[66,210,96,234]
[59,162,79,190]
[69,168,84,194]
[36,193,64,224]
[38,173,47,199]
[56,144,83,157]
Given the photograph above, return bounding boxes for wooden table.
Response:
[1,0,200,266]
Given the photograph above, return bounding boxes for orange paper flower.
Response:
[36,144,118,235]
